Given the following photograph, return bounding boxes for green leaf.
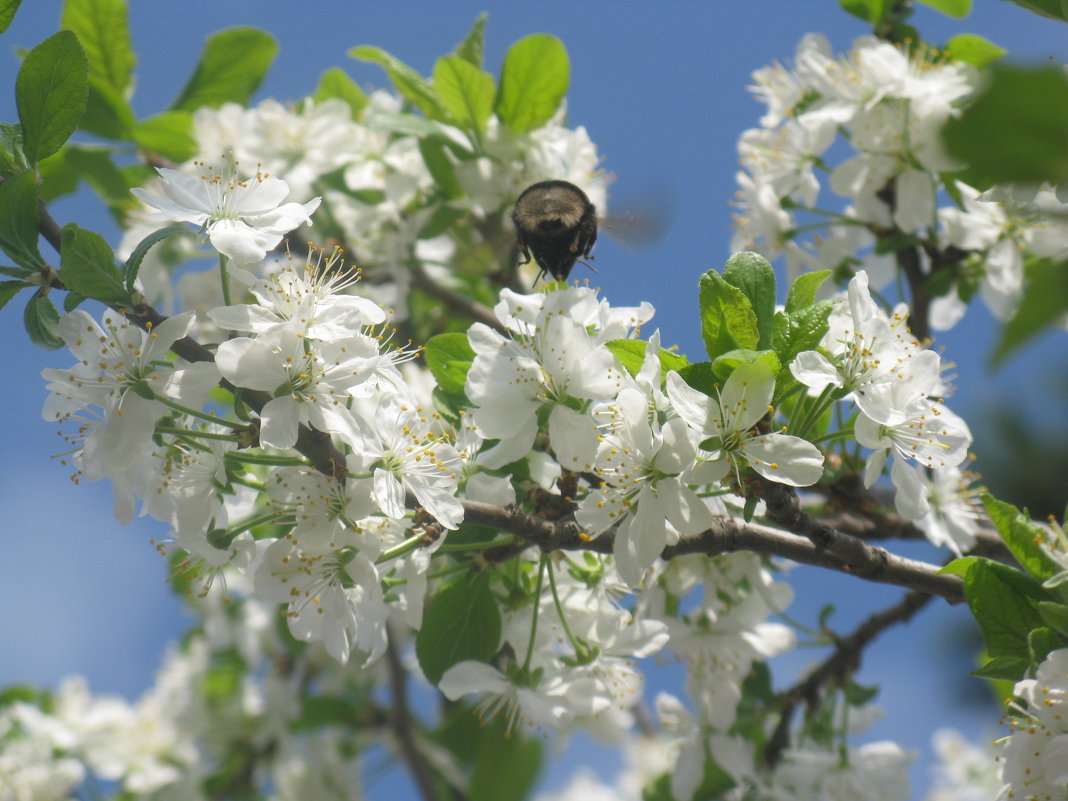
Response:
[605,339,689,378]
[419,138,464,200]
[24,291,63,349]
[61,0,135,94]
[711,349,781,380]
[0,0,22,32]
[944,65,1068,185]
[78,80,136,140]
[1029,626,1060,665]
[123,226,190,290]
[785,270,831,313]
[995,0,1068,23]
[133,111,197,162]
[59,223,131,306]
[916,0,972,17]
[698,269,759,359]
[1037,601,1068,637]
[945,33,1007,66]
[349,45,449,121]
[455,12,487,67]
[64,145,133,214]
[470,717,542,801]
[676,360,718,396]
[991,258,1068,365]
[982,494,1060,581]
[172,28,278,111]
[0,279,30,311]
[415,573,501,685]
[723,251,777,350]
[606,339,647,376]
[313,67,369,118]
[773,301,832,366]
[0,170,45,271]
[962,557,1047,661]
[839,0,890,22]
[970,654,1031,680]
[495,34,569,133]
[16,31,89,165]
[0,123,25,173]
[434,54,495,135]
[425,332,476,396]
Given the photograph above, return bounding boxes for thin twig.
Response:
[763,589,934,767]
[409,262,505,333]
[384,626,451,801]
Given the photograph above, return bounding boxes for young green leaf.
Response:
[416,573,501,685]
[61,0,135,95]
[495,34,569,133]
[945,33,1006,67]
[59,223,131,307]
[454,12,488,67]
[123,226,190,290]
[172,28,278,111]
[0,170,45,272]
[982,493,1060,581]
[838,0,890,22]
[944,65,1068,185]
[24,291,64,349]
[723,251,777,350]
[133,112,197,163]
[962,557,1047,668]
[349,46,450,121]
[79,80,137,140]
[0,279,30,312]
[434,54,495,136]
[785,269,831,313]
[0,0,22,33]
[915,0,972,18]
[419,138,465,200]
[772,301,832,366]
[999,0,1068,22]
[314,67,369,118]
[425,332,476,395]
[698,269,759,359]
[991,257,1068,366]
[470,718,543,801]
[711,349,781,380]
[16,31,89,165]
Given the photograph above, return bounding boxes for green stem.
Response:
[156,396,246,430]
[522,555,547,674]
[377,533,427,565]
[794,383,839,440]
[546,558,584,655]
[156,425,241,442]
[225,451,310,467]
[218,253,233,307]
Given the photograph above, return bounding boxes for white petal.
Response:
[742,432,824,487]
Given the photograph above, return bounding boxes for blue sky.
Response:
[1,2,1066,798]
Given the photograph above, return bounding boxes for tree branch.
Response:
[36,206,964,603]
[409,262,505,333]
[763,589,934,767]
[385,626,460,801]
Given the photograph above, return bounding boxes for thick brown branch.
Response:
[763,589,934,767]
[458,500,964,603]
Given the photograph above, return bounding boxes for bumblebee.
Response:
[511,180,598,283]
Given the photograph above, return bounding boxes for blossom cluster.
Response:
[15,23,1040,801]
[735,33,1068,329]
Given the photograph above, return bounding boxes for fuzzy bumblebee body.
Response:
[512,180,598,283]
